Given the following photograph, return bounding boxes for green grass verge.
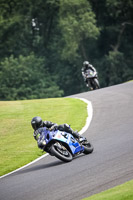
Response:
[0,97,87,176]
[83,179,133,200]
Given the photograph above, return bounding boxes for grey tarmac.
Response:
[0,82,133,200]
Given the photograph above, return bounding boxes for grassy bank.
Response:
[83,179,133,200]
[0,98,87,176]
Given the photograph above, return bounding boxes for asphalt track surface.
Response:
[0,82,133,200]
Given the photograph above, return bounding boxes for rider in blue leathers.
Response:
[31,116,83,149]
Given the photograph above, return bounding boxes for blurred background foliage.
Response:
[0,0,133,100]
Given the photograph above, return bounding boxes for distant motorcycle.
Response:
[84,69,100,90]
[37,127,93,162]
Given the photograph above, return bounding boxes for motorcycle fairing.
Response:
[53,130,84,155]
[39,128,84,155]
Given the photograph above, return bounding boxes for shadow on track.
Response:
[10,154,86,177]
[14,160,65,175]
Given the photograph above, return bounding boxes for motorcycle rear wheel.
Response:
[50,142,73,162]
[82,141,94,154]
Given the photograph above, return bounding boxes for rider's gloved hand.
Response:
[50,125,58,131]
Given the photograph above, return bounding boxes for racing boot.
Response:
[72,131,86,142]
[62,124,86,142]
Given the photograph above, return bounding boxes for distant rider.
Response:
[81,61,97,86]
[31,116,83,149]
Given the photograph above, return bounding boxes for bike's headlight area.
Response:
[42,140,46,145]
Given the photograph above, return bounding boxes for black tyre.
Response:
[50,142,73,162]
[82,141,94,154]
[93,78,100,89]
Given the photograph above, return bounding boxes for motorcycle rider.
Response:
[31,116,84,149]
[81,61,97,87]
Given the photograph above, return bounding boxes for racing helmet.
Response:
[83,61,89,68]
[31,116,43,130]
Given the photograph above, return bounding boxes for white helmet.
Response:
[83,61,89,67]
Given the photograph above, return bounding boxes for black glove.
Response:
[50,124,58,131]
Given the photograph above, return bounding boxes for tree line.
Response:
[0,0,133,100]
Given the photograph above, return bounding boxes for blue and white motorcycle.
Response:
[37,127,94,162]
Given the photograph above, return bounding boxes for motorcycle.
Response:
[37,127,93,162]
[84,69,100,90]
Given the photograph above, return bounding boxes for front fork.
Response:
[86,79,93,89]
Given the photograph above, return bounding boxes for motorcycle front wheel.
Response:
[92,78,100,89]
[50,142,73,162]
